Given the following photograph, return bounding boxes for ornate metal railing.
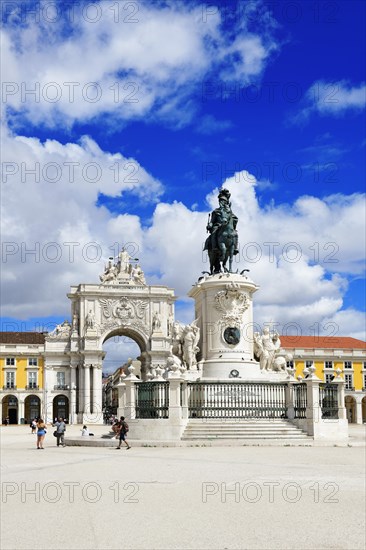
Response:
[54,385,69,390]
[319,383,339,419]
[187,382,287,419]
[26,385,39,390]
[3,385,17,390]
[136,382,169,419]
[293,383,307,418]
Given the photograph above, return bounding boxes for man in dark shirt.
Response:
[53,417,66,447]
[116,416,131,450]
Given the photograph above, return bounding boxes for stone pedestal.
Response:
[189,273,260,380]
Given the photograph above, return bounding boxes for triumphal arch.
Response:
[44,250,176,424]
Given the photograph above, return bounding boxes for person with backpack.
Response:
[116,416,131,450]
[53,417,66,447]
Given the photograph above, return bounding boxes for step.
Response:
[181,434,306,441]
[181,419,308,440]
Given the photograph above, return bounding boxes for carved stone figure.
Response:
[99,249,147,286]
[166,354,183,373]
[131,264,146,285]
[117,248,131,274]
[48,320,71,339]
[152,312,161,331]
[72,313,79,332]
[203,188,239,274]
[86,309,95,329]
[182,321,200,370]
[100,258,118,284]
[254,327,281,371]
[171,321,184,358]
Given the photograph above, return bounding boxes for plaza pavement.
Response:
[1,424,365,550]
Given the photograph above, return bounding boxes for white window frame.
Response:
[324,361,333,369]
[28,371,38,388]
[305,360,313,369]
[344,361,352,369]
[56,371,66,386]
[325,373,334,384]
[6,357,16,366]
[344,373,353,390]
[28,357,38,367]
[5,371,16,388]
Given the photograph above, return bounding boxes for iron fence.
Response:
[136,382,169,419]
[187,382,287,419]
[293,382,307,418]
[319,383,339,419]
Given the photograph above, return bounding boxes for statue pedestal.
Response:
[188,273,261,380]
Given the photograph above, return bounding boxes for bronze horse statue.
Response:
[204,189,239,274]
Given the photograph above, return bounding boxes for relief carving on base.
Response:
[214,283,249,328]
[99,298,148,321]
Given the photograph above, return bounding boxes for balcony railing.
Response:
[345,386,355,391]
[26,385,39,390]
[54,384,69,390]
[2,385,17,390]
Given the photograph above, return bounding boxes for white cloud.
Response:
[0,125,162,317]
[294,80,366,123]
[1,2,277,128]
[196,114,233,135]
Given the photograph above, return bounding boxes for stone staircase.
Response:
[181,418,309,441]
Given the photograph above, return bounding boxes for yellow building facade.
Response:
[0,332,46,424]
[281,335,366,424]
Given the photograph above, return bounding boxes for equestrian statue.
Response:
[204,188,239,274]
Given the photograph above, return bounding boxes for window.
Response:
[28,372,37,388]
[28,357,38,366]
[56,372,66,387]
[6,357,15,366]
[325,361,333,369]
[286,360,294,369]
[363,374,366,390]
[325,373,334,384]
[344,361,352,369]
[5,371,15,389]
[305,360,313,368]
[344,374,353,390]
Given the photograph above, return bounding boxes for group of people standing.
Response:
[30,417,67,449]
[29,416,128,449]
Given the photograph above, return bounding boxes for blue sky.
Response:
[1,0,365,369]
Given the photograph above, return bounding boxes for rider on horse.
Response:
[204,188,239,274]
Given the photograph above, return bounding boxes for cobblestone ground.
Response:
[1,425,365,550]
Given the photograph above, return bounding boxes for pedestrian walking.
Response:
[36,419,47,449]
[30,418,37,434]
[116,416,131,450]
[53,417,66,447]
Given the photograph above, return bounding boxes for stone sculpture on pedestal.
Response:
[99,249,147,286]
[254,327,287,372]
[204,188,239,274]
[170,320,200,371]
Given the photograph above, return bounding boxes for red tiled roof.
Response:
[280,336,366,350]
[0,332,46,344]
